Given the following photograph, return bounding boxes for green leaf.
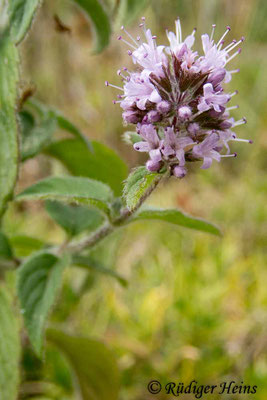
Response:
[122,130,141,145]
[0,34,19,217]
[130,208,222,236]
[73,0,111,53]
[0,232,13,259]
[116,0,148,26]
[17,252,70,355]
[46,139,128,197]
[47,329,120,400]
[9,235,46,257]
[19,110,58,161]
[45,200,104,237]
[123,166,162,211]
[73,255,128,287]
[27,99,92,150]
[0,286,20,400]
[16,176,114,214]
[8,0,40,44]
[55,113,92,150]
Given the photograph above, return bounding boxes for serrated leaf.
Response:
[47,329,120,400]
[45,200,104,236]
[116,0,148,27]
[0,34,19,217]
[46,139,128,197]
[73,255,128,287]
[73,0,111,53]
[130,208,222,236]
[16,176,114,214]
[8,0,40,44]
[0,286,20,400]
[19,110,58,161]
[0,232,13,259]
[17,252,70,355]
[123,166,162,211]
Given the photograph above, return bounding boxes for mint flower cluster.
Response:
[106,18,252,177]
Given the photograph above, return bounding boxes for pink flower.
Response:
[162,127,194,167]
[121,70,161,111]
[166,19,196,57]
[132,28,167,76]
[193,133,221,169]
[134,124,163,164]
[198,83,230,112]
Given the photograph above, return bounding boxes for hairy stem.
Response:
[65,172,167,254]
[66,222,114,254]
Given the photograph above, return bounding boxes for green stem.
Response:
[65,171,167,254]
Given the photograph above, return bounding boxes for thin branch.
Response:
[65,171,167,254]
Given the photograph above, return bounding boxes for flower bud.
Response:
[157,101,171,113]
[188,122,200,135]
[208,68,226,86]
[173,165,187,178]
[146,159,161,172]
[122,110,140,124]
[178,106,192,120]
[147,110,161,123]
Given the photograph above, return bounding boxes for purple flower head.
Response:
[107,18,251,175]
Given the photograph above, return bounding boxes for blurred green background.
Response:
[4,0,267,398]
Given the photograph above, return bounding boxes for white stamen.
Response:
[218,40,224,50]
[229,90,238,98]
[228,68,240,74]
[224,39,237,51]
[121,26,139,46]
[225,37,244,54]
[221,152,237,158]
[232,138,252,143]
[117,36,137,50]
[210,24,216,41]
[105,81,124,91]
[226,105,239,111]
[217,26,231,46]
[175,18,182,43]
[117,69,128,80]
[226,48,241,64]
[233,117,247,127]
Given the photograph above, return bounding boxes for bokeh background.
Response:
[3,0,267,398]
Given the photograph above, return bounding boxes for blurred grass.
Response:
[3,0,267,398]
